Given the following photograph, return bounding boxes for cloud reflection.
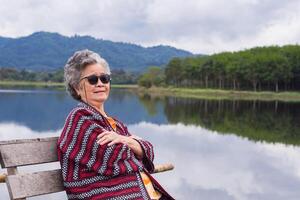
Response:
[128,122,300,200]
[0,122,61,140]
[0,122,300,200]
[0,123,65,200]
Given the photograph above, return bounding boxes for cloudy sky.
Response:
[0,0,299,54]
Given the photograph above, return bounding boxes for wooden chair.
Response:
[0,137,174,200]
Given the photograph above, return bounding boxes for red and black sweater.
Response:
[57,102,174,200]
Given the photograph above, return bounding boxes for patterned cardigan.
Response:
[57,102,174,200]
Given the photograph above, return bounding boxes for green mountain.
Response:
[0,32,193,71]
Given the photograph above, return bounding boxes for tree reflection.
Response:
[138,95,300,145]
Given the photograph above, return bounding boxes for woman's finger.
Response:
[99,138,111,145]
[97,131,124,146]
[130,135,142,140]
[107,140,116,146]
[97,135,110,144]
[97,131,110,139]
[98,133,117,145]
[107,138,122,146]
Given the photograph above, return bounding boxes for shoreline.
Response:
[1,81,300,101]
[137,86,300,102]
[0,81,138,89]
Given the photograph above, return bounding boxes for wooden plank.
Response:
[6,169,64,199]
[0,137,58,145]
[4,165,174,199]
[153,163,174,173]
[6,167,26,200]
[0,137,59,168]
[7,167,19,175]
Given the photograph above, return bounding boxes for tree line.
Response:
[0,68,64,82]
[139,45,300,92]
[0,68,138,84]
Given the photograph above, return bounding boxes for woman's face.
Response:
[76,63,110,108]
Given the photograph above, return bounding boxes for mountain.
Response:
[0,32,193,71]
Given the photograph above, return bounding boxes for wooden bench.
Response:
[0,137,174,200]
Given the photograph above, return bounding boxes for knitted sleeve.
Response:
[122,124,155,173]
[57,109,143,180]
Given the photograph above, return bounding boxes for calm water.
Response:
[0,89,300,200]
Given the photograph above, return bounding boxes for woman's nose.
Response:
[96,78,105,86]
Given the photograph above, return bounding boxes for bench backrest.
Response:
[0,137,174,200]
[0,137,64,199]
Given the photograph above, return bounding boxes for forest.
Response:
[2,44,300,92]
[0,68,138,84]
[140,45,300,92]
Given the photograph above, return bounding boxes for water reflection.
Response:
[0,89,76,131]
[138,94,300,145]
[1,89,300,199]
[1,89,299,146]
[1,122,300,200]
[131,123,300,200]
[0,89,167,131]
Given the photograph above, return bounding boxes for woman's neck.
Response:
[83,100,107,117]
[94,103,107,117]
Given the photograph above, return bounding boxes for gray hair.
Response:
[64,49,111,100]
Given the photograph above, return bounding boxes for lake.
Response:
[0,88,300,200]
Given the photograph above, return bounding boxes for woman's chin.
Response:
[92,96,108,103]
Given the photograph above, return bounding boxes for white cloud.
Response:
[0,0,300,54]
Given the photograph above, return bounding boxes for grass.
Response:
[0,81,65,89]
[137,86,300,102]
[1,80,300,101]
[111,84,138,89]
[0,81,139,89]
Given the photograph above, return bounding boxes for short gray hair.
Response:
[64,49,111,100]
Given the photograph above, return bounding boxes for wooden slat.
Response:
[6,169,64,199]
[0,137,58,145]
[7,167,19,175]
[6,167,25,200]
[153,163,174,173]
[4,164,174,199]
[0,137,59,168]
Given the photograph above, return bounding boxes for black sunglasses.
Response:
[80,74,111,85]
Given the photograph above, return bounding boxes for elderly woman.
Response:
[57,49,174,200]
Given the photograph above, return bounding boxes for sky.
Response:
[0,0,300,54]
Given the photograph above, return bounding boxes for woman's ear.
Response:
[72,83,81,97]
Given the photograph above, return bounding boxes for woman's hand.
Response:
[97,131,127,146]
[97,131,144,159]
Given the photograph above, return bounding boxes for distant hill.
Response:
[0,32,193,71]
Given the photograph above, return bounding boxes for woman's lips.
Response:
[94,91,105,93]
